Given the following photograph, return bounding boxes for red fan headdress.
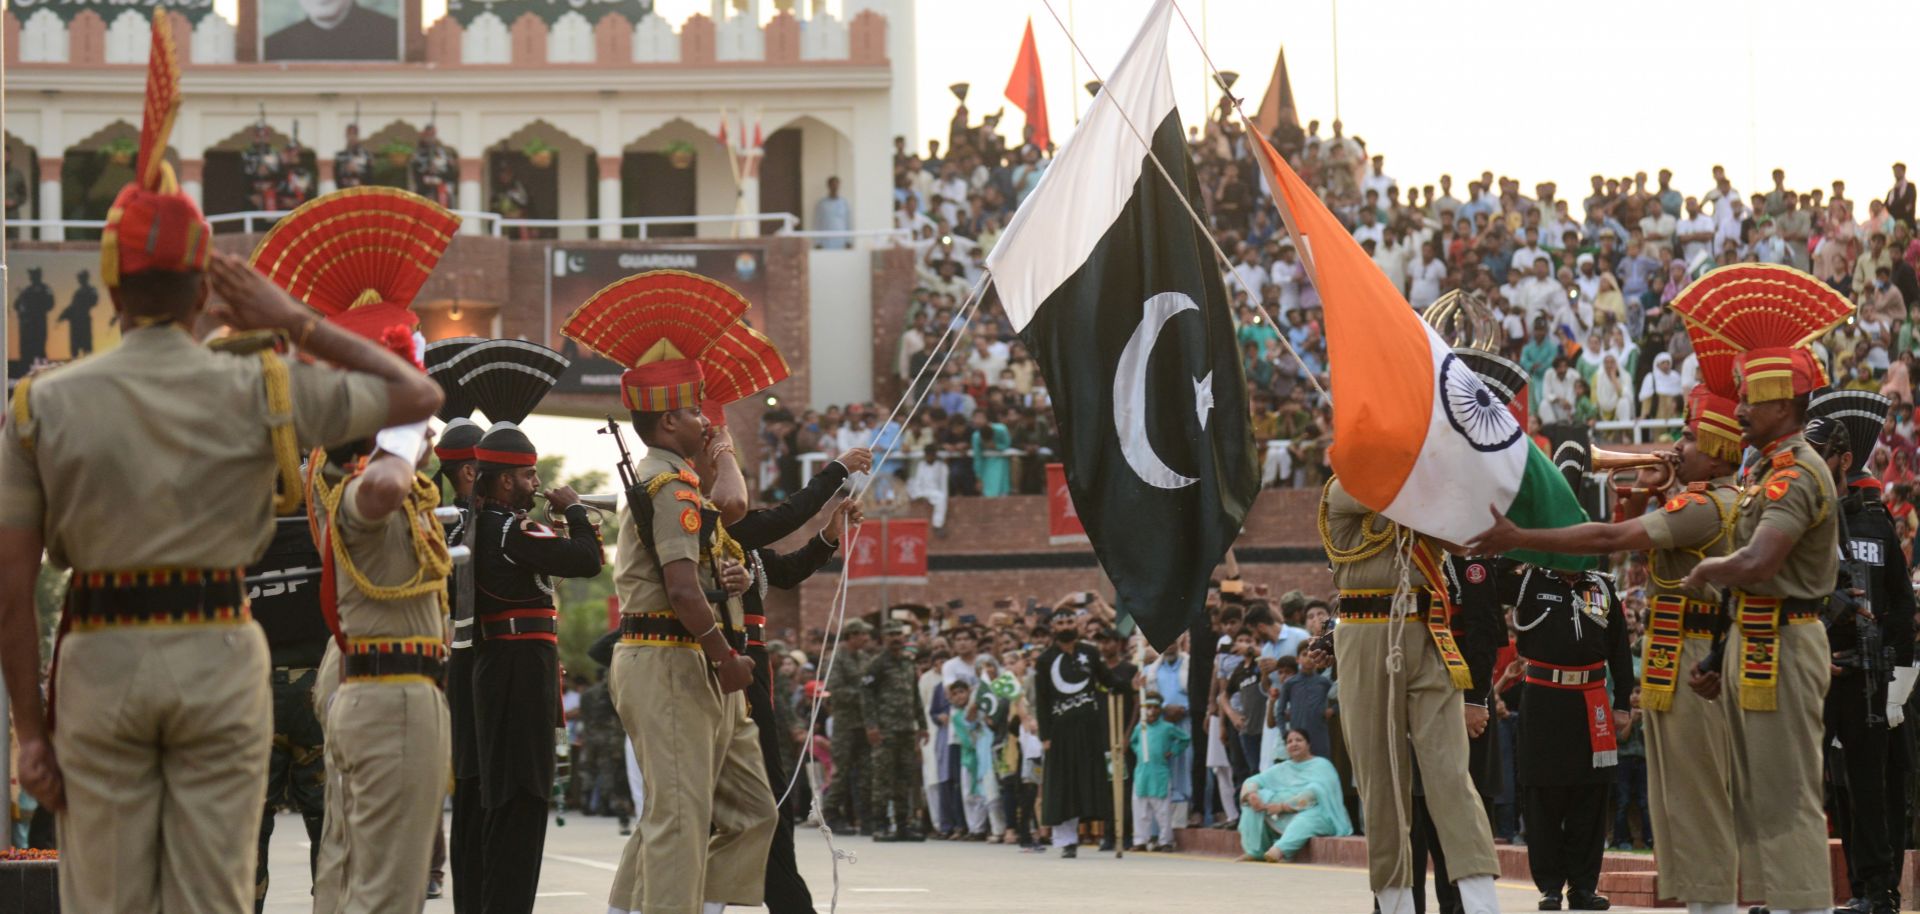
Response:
[248,187,461,344]
[1668,264,1848,403]
[100,10,209,289]
[560,270,750,412]
[698,321,789,427]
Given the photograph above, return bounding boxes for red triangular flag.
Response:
[1252,47,1299,140]
[1003,18,1050,151]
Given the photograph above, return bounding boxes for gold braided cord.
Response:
[1318,478,1397,565]
[310,459,452,615]
[642,471,745,565]
[9,375,34,452]
[258,351,304,516]
[1647,485,1739,591]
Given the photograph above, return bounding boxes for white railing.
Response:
[797,448,1053,487]
[9,210,813,240]
[498,212,800,239]
[201,209,506,235]
[782,227,915,249]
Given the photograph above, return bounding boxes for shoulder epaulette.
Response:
[644,470,693,498]
[1686,480,1709,493]
[1770,450,1796,470]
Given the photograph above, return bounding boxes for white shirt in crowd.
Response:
[1677,213,1715,264]
[1269,258,1303,313]
[1230,262,1269,300]
[1509,244,1547,275]
[1516,275,1566,323]
[942,654,980,689]
[1535,367,1579,425]
[1408,256,1447,310]
[1352,222,1385,249]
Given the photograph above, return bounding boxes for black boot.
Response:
[1536,894,1562,911]
[1870,888,1900,914]
[1565,889,1609,911]
[1060,845,1078,859]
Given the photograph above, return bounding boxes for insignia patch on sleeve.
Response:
[679,506,701,533]
[1665,493,1708,513]
[1765,469,1800,501]
[1770,451,1796,470]
[519,519,557,538]
[674,489,700,504]
[677,469,701,487]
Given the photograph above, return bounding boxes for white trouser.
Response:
[1132,796,1173,844]
[1051,816,1079,847]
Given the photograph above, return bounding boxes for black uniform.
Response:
[1036,639,1120,827]
[248,514,329,913]
[726,461,848,914]
[443,496,483,914]
[1826,478,1918,909]
[1412,555,1508,914]
[471,502,602,914]
[1507,566,1633,903]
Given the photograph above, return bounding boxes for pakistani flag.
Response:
[986,0,1257,650]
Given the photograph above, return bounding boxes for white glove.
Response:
[374,419,431,466]
[1888,666,1919,729]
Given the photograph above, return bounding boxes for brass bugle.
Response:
[537,492,620,513]
[1592,446,1675,494]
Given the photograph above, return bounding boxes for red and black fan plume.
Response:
[1669,263,1852,353]
[248,187,461,339]
[426,336,482,421]
[701,321,790,407]
[441,339,570,426]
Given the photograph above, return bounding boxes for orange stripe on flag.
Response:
[1250,134,1432,511]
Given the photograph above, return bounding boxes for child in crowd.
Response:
[1129,693,1192,852]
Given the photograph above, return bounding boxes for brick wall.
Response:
[760,487,1333,637]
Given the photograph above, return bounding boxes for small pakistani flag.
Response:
[985,0,1257,650]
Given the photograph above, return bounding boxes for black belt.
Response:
[1682,609,1722,634]
[1338,591,1431,620]
[619,612,747,651]
[344,652,446,682]
[1524,662,1605,687]
[477,608,559,641]
[65,568,249,627]
[745,613,767,648]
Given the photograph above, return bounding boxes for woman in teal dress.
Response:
[1238,729,1352,861]
[970,410,1012,497]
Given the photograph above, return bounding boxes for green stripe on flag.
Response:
[1504,442,1599,572]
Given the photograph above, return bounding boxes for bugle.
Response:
[1592,446,1676,513]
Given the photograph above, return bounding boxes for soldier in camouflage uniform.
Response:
[577,668,633,834]
[823,619,874,833]
[863,622,928,842]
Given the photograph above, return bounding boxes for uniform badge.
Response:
[1770,450,1796,470]
[1664,493,1707,513]
[674,489,700,504]
[1765,470,1799,501]
[1686,480,1710,493]
[519,518,557,539]
[679,507,700,533]
[677,469,701,487]
[1465,563,1487,584]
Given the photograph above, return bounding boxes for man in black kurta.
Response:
[1507,565,1634,911]
[469,423,604,914]
[1036,609,1119,858]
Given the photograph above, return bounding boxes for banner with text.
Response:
[544,244,771,397]
[847,519,929,586]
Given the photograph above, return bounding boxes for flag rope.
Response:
[1033,0,1327,401]
[764,273,992,910]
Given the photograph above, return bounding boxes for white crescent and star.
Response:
[1050,653,1091,696]
[1113,291,1213,490]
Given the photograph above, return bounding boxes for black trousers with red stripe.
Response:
[1523,783,1608,897]
[748,646,817,914]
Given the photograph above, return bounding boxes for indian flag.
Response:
[1251,133,1588,547]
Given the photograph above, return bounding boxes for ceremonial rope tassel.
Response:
[309,455,454,613]
[1379,532,1420,887]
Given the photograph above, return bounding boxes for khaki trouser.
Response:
[1723,619,1831,910]
[311,680,450,914]
[312,639,341,731]
[607,644,775,914]
[1333,619,1499,892]
[1644,636,1737,903]
[53,624,272,914]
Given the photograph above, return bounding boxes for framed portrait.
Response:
[259,0,402,62]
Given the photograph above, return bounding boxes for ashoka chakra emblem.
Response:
[1439,353,1522,452]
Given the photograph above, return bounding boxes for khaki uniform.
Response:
[606,449,775,914]
[1721,434,1837,910]
[0,324,387,913]
[1321,480,1499,892]
[309,471,451,914]
[1633,477,1738,903]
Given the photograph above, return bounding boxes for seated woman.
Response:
[1237,728,1352,862]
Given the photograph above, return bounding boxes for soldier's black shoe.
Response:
[1869,888,1900,914]
[1098,838,1116,852]
[1537,894,1562,911]
[1061,845,1078,859]
[871,830,900,843]
[1565,890,1608,911]
[898,828,926,842]
[618,815,632,837]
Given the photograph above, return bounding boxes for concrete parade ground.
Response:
[257,811,1670,913]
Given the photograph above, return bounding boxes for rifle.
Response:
[600,415,639,494]
[1831,496,1891,725]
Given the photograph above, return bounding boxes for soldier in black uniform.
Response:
[334,122,373,191]
[242,121,285,211]
[470,421,604,914]
[435,416,485,913]
[1505,564,1633,911]
[1807,392,1918,914]
[249,503,329,913]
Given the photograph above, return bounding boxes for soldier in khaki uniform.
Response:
[249,186,462,914]
[1471,385,1745,914]
[0,24,442,910]
[1674,265,1852,914]
[562,271,772,914]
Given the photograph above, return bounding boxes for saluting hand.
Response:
[205,253,311,333]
